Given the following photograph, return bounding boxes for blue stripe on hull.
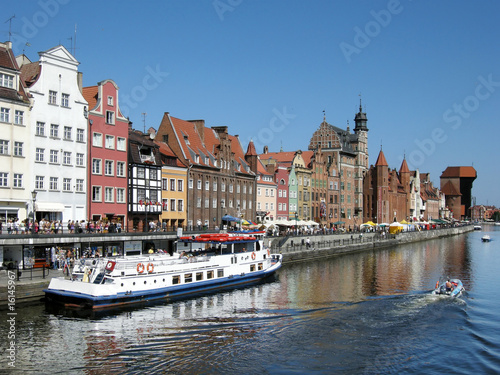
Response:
[44,270,277,310]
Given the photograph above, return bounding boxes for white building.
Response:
[18,45,88,223]
[0,41,32,226]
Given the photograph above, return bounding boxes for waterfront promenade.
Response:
[0,225,473,307]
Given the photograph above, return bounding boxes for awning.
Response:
[35,202,65,212]
[222,215,239,222]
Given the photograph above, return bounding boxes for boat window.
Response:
[256,242,261,251]
[172,275,180,285]
[250,264,256,272]
[217,269,224,278]
[258,263,263,270]
[207,270,214,279]
[196,272,203,281]
[185,273,193,283]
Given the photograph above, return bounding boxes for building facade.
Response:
[19,45,88,223]
[0,41,32,227]
[127,129,162,231]
[440,166,477,221]
[83,79,130,225]
[156,113,256,229]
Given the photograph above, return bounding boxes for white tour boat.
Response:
[44,233,282,309]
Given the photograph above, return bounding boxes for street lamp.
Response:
[31,190,37,234]
[295,211,298,235]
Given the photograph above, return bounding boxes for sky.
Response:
[4,0,500,207]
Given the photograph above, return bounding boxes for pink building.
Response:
[275,166,289,220]
[83,80,130,227]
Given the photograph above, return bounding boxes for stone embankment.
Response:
[270,225,473,263]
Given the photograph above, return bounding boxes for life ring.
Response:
[267,249,271,257]
[147,263,154,273]
[435,281,439,289]
[251,252,256,260]
[137,263,145,273]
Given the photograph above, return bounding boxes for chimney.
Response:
[77,72,83,94]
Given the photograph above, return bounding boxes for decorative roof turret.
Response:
[354,98,368,132]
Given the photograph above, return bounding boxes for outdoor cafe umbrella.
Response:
[222,215,239,222]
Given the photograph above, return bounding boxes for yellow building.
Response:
[156,142,188,230]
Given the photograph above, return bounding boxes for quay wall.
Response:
[273,225,473,264]
[0,225,473,307]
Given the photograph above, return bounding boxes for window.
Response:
[61,93,69,107]
[49,90,57,104]
[170,199,176,211]
[0,140,8,154]
[92,159,102,174]
[178,180,183,192]
[162,199,168,211]
[0,172,7,187]
[178,200,183,212]
[150,169,157,180]
[14,110,23,125]
[105,187,114,202]
[49,177,58,190]
[107,96,113,106]
[117,137,126,151]
[196,197,201,208]
[204,199,209,208]
[116,188,125,203]
[76,153,84,167]
[0,108,10,123]
[105,135,114,149]
[257,188,261,196]
[49,150,58,164]
[188,179,193,189]
[221,182,226,192]
[137,167,145,178]
[170,179,176,191]
[213,181,217,191]
[283,203,287,211]
[0,73,14,88]
[105,160,114,176]
[63,178,71,191]
[13,173,22,188]
[283,190,287,198]
[64,126,72,140]
[237,184,240,193]
[205,181,209,191]
[220,199,225,208]
[106,111,115,124]
[50,124,59,138]
[93,133,102,147]
[63,151,71,165]
[36,148,44,162]
[184,273,192,283]
[217,269,224,278]
[213,199,217,208]
[36,122,45,136]
[35,176,44,189]
[75,129,84,143]
[76,179,84,192]
[117,162,125,177]
[197,180,202,190]
[229,184,233,193]
[92,186,102,202]
[207,271,214,279]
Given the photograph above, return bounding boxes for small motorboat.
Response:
[474,225,482,230]
[432,278,464,297]
[482,235,491,242]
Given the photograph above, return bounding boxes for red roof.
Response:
[440,180,461,196]
[155,141,187,168]
[440,166,477,178]
[246,140,257,156]
[399,158,410,173]
[375,150,388,166]
[19,61,41,88]
[82,85,98,110]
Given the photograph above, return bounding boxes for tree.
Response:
[491,211,500,222]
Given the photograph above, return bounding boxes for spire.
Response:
[399,157,410,174]
[375,149,388,166]
[280,140,283,152]
[245,139,257,156]
[354,96,368,132]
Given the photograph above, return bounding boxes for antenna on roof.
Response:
[74,24,77,57]
[142,112,147,133]
[5,15,15,42]
[323,110,326,122]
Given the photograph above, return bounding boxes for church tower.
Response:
[353,98,369,220]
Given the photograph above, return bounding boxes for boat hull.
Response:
[432,279,464,297]
[44,258,282,310]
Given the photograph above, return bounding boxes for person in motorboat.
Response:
[445,280,453,292]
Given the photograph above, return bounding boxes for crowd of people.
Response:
[0,218,124,235]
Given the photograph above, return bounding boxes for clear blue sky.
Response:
[4,0,499,207]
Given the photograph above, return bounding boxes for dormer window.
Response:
[205,157,209,164]
[184,135,189,145]
[195,155,199,163]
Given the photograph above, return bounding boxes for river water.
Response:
[2,226,499,374]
